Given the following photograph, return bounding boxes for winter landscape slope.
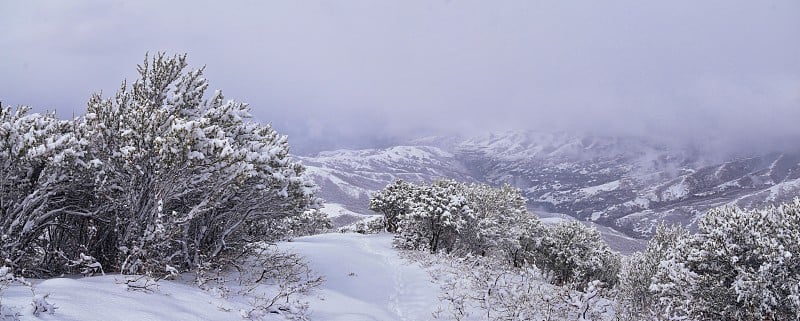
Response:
[299,131,800,238]
[298,146,475,226]
[0,233,439,321]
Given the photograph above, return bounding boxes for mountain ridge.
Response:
[298,130,800,239]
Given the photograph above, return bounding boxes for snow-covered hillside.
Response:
[299,130,800,238]
[298,146,476,224]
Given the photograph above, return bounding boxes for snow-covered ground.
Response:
[0,233,438,321]
[279,233,439,321]
[0,275,240,320]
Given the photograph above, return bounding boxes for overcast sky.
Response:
[1,0,798,154]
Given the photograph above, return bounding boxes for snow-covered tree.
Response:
[533,221,620,289]
[395,180,471,253]
[652,200,800,321]
[77,53,319,276]
[278,209,332,238]
[615,223,686,320]
[512,214,545,268]
[457,184,542,264]
[369,179,417,232]
[2,54,323,278]
[0,104,93,275]
[374,180,545,261]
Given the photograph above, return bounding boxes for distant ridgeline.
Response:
[299,132,800,238]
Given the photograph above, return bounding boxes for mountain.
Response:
[298,145,476,225]
[298,131,800,240]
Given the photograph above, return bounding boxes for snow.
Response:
[716,179,742,190]
[538,191,570,205]
[723,178,800,208]
[764,177,800,203]
[318,203,365,218]
[278,233,440,321]
[304,166,369,199]
[580,180,620,196]
[1,276,239,320]
[629,197,650,208]
[0,233,439,321]
[660,179,690,201]
[766,154,785,178]
[312,146,452,166]
[540,217,570,225]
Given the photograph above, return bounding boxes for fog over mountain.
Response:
[1,0,798,155]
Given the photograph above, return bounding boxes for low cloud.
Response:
[1,0,798,155]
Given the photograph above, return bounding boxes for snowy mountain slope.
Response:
[318,202,375,226]
[298,146,475,224]
[458,133,800,236]
[300,131,800,238]
[610,152,800,235]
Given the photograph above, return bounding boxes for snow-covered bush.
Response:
[413,251,616,321]
[68,253,105,277]
[280,209,333,238]
[0,104,91,275]
[374,179,619,295]
[0,305,18,321]
[373,180,544,261]
[615,223,685,320]
[533,221,620,289]
[195,243,322,321]
[395,180,471,253]
[30,294,55,316]
[456,183,542,264]
[369,179,417,232]
[1,267,56,317]
[1,53,323,277]
[75,53,319,276]
[337,216,385,234]
[512,214,545,268]
[652,200,800,321]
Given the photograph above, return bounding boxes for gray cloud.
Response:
[1,0,798,154]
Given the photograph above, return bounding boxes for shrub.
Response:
[652,199,800,320]
[533,221,620,289]
[615,223,686,320]
[0,54,322,277]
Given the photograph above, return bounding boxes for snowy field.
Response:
[1,233,438,321]
[1,275,239,320]
[279,233,440,321]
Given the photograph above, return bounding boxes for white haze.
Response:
[0,0,798,154]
